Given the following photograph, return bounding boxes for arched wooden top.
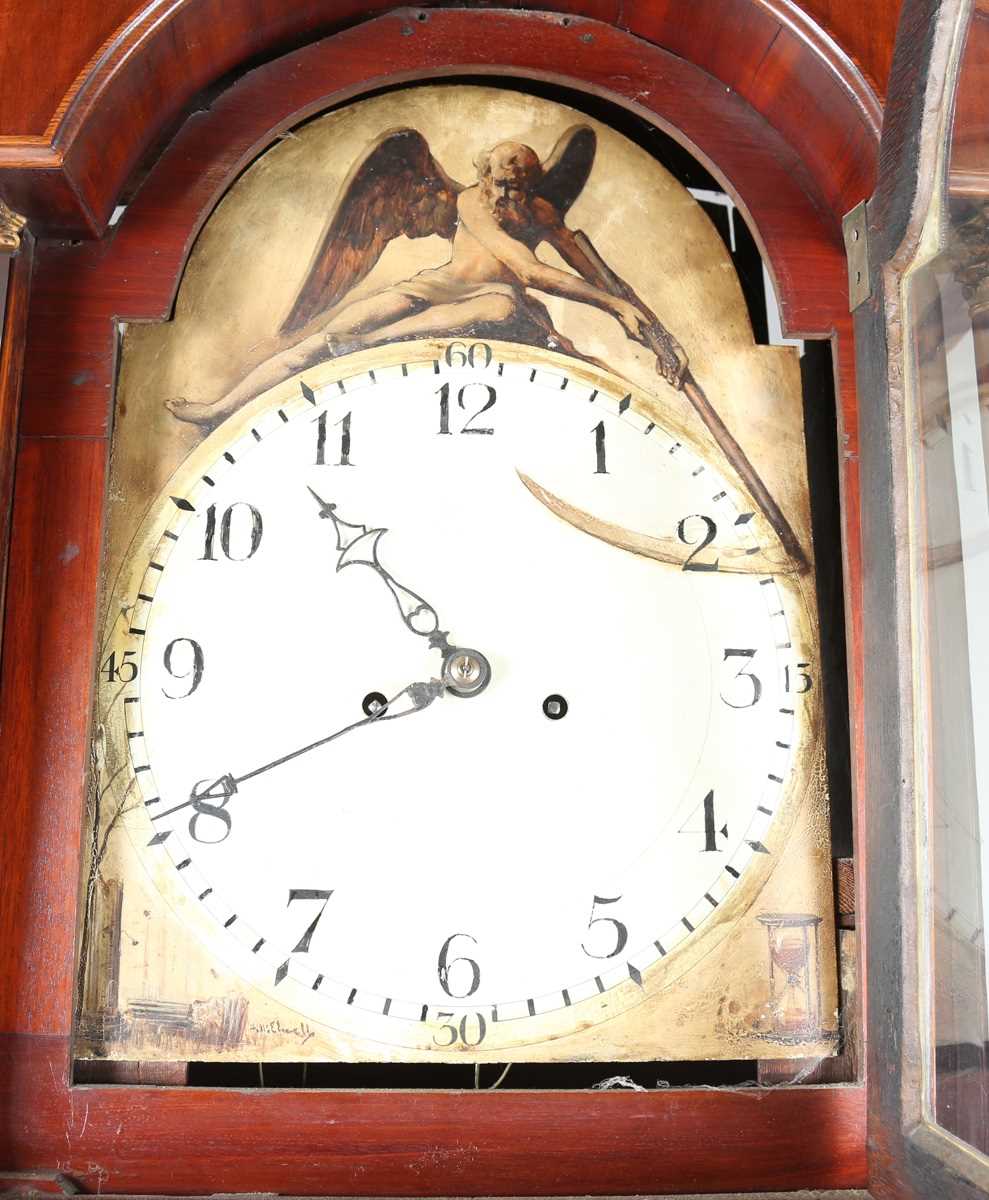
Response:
[21,7,856,442]
[0,1,880,238]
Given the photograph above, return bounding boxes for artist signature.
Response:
[249,1018,315,1046]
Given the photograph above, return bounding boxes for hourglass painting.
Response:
[758,913,824,1042]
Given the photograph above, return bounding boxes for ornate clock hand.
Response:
[307,487,452,652]
[151,678,444,827]
[307,488,492,694]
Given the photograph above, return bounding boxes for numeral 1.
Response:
[592,420,608,474]
[438,383,452,435]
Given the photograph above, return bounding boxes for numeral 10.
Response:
[201,503,263,561]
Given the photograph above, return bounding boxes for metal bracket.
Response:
[843,200,871,311]
[0,197,26,256]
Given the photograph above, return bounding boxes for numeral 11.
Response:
[314,410,353,466]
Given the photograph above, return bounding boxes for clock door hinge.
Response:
[843,200,871,311]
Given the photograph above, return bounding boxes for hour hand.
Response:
[307,488,449,646]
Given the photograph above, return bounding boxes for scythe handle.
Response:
[572,230,807,569]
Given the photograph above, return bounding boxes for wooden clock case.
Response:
[0,2,880,1194]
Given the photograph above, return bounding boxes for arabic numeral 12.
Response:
[436,383,496,436]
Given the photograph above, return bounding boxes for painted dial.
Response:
[109,341,813,1056]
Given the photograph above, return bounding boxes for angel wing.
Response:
[280,129,463,335]
[536,125,597,215]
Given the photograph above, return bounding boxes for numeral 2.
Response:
[677,514,719,572]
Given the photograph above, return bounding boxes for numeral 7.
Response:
[274,888,333,985]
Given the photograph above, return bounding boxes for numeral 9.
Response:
[162,637,204,699]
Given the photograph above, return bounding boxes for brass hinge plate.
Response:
[843,200,871,311]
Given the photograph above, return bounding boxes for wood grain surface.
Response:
[0,1029,866,1194]
[0,0,897,142]
[0,438,106,1036]
[0,235,33,663]
[0,1,881,237]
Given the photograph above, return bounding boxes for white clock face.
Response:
[107,340,813,1057]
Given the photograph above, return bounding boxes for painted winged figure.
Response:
[165,125,687,430]
[163,123,805,566]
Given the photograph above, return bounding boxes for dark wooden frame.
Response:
[856,0,989,1196]
[0,5,874,1194]
[0,0,881,237]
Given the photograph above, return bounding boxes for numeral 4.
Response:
[679,790,728,852]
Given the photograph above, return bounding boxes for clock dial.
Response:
[99,340,818,1058]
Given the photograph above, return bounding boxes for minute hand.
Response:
[308,488,451,649]
[151,679,443,826]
